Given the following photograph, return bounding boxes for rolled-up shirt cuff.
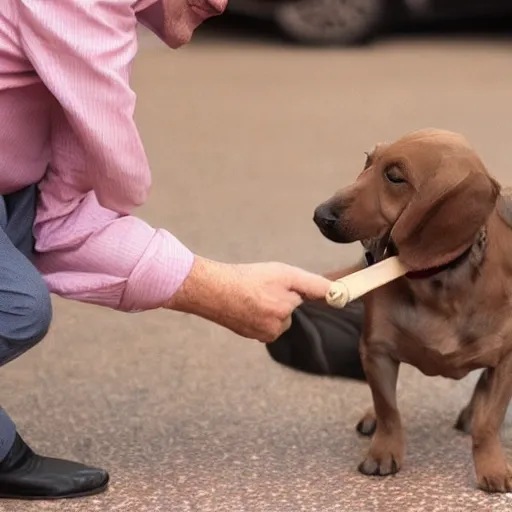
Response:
[119,229,195,312]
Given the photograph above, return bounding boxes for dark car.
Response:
[226,0,512,45]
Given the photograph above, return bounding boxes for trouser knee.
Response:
[0,280,52,365]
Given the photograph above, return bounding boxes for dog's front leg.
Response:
[471,352,512,493]
[454,369,489,435]
[358,349,404,476]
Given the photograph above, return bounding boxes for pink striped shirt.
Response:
[0,0,224,312]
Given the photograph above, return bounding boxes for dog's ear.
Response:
[390,160,500,271]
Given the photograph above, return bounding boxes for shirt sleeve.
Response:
[18,0,150,215]
[34,170,194,312]
[32,106,194,312]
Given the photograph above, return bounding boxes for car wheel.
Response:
[274,0,387,46]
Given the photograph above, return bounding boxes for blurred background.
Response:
[210,0,512,47]
[4,5,512,512]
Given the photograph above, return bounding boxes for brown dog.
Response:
[313,128,512,493]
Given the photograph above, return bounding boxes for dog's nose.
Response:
[313,204,339,229]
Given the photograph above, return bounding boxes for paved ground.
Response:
[2,17,512,512]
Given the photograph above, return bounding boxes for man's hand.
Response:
[165,256,332,342]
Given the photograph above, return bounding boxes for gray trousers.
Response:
[0,186,52,461]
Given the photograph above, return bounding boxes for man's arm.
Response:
[34,170,331,343]
[18,0,150,214]
[34,179,195,312]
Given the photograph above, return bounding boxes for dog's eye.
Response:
[384,166,406,184]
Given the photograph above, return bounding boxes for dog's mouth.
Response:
[313,202,363,244]
[361,235,392,263]
[317,223,351,243]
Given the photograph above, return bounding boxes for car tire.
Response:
[274,0,389,46]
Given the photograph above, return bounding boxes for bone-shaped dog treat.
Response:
[326,256,407,308]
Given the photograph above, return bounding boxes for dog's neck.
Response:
[364,227,488,281]
[405,244,476,280]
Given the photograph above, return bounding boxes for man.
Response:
[0,0,363,500]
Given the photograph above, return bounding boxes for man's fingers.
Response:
[288,267,332,300]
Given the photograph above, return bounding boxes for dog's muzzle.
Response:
[313,204,347,243]
[313,203,338,228]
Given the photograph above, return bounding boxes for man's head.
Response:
[137,0,227,49]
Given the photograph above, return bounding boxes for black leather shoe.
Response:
[266,298,366,381]
[0,433,109,500]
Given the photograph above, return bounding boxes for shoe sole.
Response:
[0,481,109,500]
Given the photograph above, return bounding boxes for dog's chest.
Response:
[385,297,501,379]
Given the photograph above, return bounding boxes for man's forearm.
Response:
[163,256,232,317]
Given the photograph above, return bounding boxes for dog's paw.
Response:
[356,411,377,437]
[454,406,472,435]
[477,467,512,493]
[358,451,402,477]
